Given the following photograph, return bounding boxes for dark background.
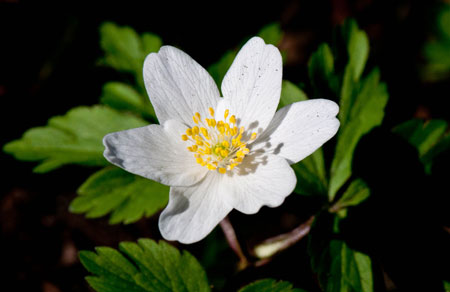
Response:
[1,1,449,291]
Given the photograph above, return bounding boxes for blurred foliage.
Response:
[393,118,450,174]
[423,3,450,81]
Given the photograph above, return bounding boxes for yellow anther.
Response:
[192,126,199,135]
[201,127,208,137]
[195,112,201,120]
[204,148,212,155]
[224,109,229,119]
[210,119,216,127]
[251,132,257,140]
[222,140,230,148]
[181,134,188,141]
[209,107,215,116]
[196,140,204,146]
[218,126,225,134]
[193,115,199,124]
[236,150,245,158]
[218,167,226,174]
[229,115,236,124]
[220,149,229,157]
[196,157,203,164]
[240,126,245,134]
[188,145,198,152]
[186,128,192,136]
[242,148,250,154]
[207,164,216,170]
[236,157,243,163]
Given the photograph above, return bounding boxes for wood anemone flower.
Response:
[103,37,340,244]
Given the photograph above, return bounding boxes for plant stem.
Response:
[253,215,315,266]
[219,216,249,270]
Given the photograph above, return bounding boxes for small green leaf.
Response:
[393,119,450,173]
[329,69,388,200]
[338,19,370,130]
[3,106,147,173]
[80,239,211,292]
[100,22,143,73]
[341,19,369,82]
[141,33,163,55]
[100,82,155,120]
[308,43,335,97]
[330,179,370,212]
[309,214,373,292]
[444,280,450,292]
[278,80,308,109]
[70,167,168,224]
[258,22,283,46]
[99,22,162,90]
[239,279,306,292]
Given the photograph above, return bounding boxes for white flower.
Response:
[103,37,340,244]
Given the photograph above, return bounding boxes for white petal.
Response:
[226,153,296,214]
[143,46,221,125]
[252,99,340,164]
[221,37,282,133]
[103,119,207,187]
[159,173,233,244]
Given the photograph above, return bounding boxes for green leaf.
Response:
[80,239,211,292]
[258,22,283,46]
[278,80,308,109]
[308,43,335,97]
[3,106,147,173]
[100,22,143,73]
[141,33,163,55]
[330,179,370,212]
[338,20,370,130]
[341,19,369,82]
[329,68,388,200]
[99,22,162,90]
[100,82,156,120]
[393,119,450,173]
[444,280,450,292]
[70,167,168,224]
[239,279,306,292]
[309,214,373,292]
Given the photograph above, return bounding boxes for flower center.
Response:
[181,107,257,174]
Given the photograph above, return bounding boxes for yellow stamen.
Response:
[218,167,226,174]
[181,134,188,141]
[224,109,229,119]
[229,115,236,124]
[251,132,257,140]
[209,107,215,116]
